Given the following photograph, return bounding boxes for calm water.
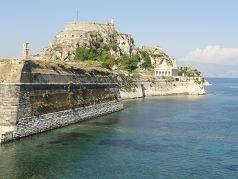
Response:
[1,78,238,179]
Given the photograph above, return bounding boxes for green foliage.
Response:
[179,67,202,77]
[120,54,140,72]
[111,44,118,51]
[139,51,152,69]
[75,46,116,69]
[75,47,98,61]
[109,33,119,52]
[100,51,115,69]
[194,77,205,85]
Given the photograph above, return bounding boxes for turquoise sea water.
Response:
[0,78,238,179]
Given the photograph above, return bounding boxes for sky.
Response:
[0,0,237,77]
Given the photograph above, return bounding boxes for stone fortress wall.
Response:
[54,21,116,43]
[0,60,123,144]
[0,60,205,144]
[64,22,115,32]
[119,76,205,100]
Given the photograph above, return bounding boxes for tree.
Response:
[100,51,115,69]
[120,55,140,72]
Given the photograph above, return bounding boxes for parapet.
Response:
[64,21,115,32]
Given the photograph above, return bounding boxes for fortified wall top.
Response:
[64,21,115,32]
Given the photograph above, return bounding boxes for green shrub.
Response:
[139,51,152,69]
[111,44,118,51]
[120,54,140,72]
[100,51,115,69]
[179,67,202,77]
[75,47,99,61]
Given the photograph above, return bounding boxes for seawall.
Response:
[119,75,205,100]
[0,60,123,143]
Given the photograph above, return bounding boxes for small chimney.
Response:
[22,43,30,59]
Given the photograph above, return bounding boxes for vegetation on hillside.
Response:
[74,47,152,73]
[138,51,152,69]
[73,31,153,73]
[178,67,202,77]
[119,55,140,72]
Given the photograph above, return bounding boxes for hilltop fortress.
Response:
[0,20,205,144]
[41,21,172,68]
[41,21,132,60]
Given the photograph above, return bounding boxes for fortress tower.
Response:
[22,43,30,59]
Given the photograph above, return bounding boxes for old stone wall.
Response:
[64,22,115,32]
[0,60,123,144]
[0,84,20,142]
[9,100,122,142]
[0,83,123,143]
[120,76,205,100]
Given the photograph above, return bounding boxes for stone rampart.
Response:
[64,22,115,32]
[0,60,123,143]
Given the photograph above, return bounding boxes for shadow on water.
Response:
[98,139,181,153]
[0,131,95,178]
[89,117,120,126]
[46,132,92,146]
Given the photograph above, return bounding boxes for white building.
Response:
[154,58,178,77]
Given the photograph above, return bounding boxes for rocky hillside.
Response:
[41,22,135,61]
[40,21,176,72]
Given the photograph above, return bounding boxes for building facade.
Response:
[154,58,178,77]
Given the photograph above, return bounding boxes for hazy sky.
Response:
[0,0,237,76]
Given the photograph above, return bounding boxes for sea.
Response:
[0,78,238,179]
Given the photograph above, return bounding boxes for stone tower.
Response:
[22,43,30,59]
